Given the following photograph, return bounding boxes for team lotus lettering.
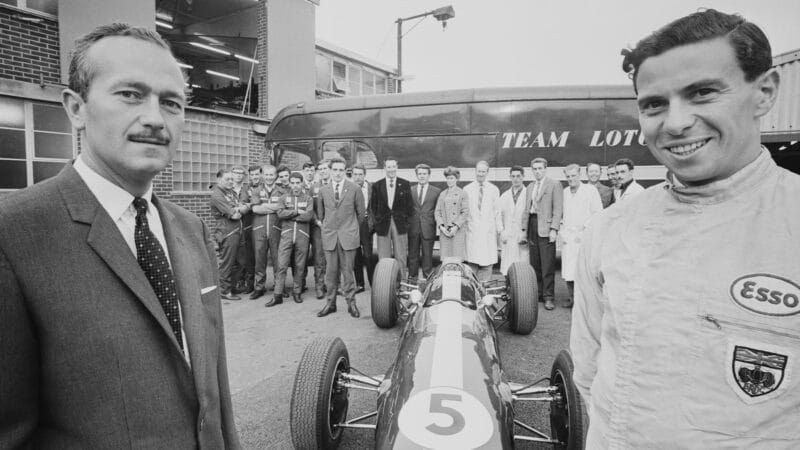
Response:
[730,274,800,316]
[501,129,645,149]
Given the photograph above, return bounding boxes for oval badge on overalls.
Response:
[729,274,800,316]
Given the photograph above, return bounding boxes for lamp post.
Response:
[396,5,455,93]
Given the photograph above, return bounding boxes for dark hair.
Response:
[277,165,290,175]
[415,163,431,175]
[621,9,772,93]
[289,171,304,182]
[248,165,262,173]
[531,157,548,168]
[329,157,346,168]
[302,161,316,170]
[614,158,635,170]
[443,166,460,179]
[384,156,398,167]
[351,163,366,174]
[317,159,330,169]
[509,165,524,176]
[69,23,175,99]
[216,168,231,178]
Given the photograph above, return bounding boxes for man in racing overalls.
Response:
[209,169,249,300]
[270,172,314,306]
[570,9,800,448]
[249,164,284,300]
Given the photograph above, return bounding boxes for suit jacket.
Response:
[593,182,615,208]
[522,176,564,238]
[408,183,441,240]
[356,181,374,238]
[317,179,365,251]
[370,177,413,236]
[0,165,240,449]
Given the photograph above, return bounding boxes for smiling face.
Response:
[262,166,276,186]
[218,172,235,190]
[606,166,618,186]
[63,36,186,194]
[587,164,601,184]
[385,159,398,179]
[565,167,581,189]
[636,37,777,186]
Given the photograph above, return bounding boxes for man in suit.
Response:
[317,157,365,318]
[0,24,239,448]
[352,164,374,292]
[307,159,330,299]
[371,157,414,279]
[522,157,563,311]
[407,163,441,282]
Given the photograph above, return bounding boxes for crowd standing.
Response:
[210,155,629,315]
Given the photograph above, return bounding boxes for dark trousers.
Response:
[325,242,356,302]
[275,228,309,295]
[303,224,326,295]
[354,230,374,288]
[528,214,555,301]
[241,218,255,287]
[218,231,246,294]
[408,232,435,279]
[253,216,280,291]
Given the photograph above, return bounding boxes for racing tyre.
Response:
[507,261,537,335]
[371,258,401,328]
[290,337,350,449]
[549,350,587,450]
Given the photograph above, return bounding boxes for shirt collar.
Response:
[73,155,153,221]
[665,147,777,204]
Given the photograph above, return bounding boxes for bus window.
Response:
[274,142,312,170]
[355,141,378,168]
[322,141,353,165]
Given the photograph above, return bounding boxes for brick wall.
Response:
[0,8,60,85]
[256,0,268,118]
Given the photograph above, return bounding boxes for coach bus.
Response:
[265,83,799,188]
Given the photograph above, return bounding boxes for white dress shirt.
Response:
[417,183,427,204]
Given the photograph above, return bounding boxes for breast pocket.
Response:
[681,312,800,439]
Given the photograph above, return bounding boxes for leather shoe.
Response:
[346,300,360,318]
[355,285,366,294]
[293,293,303,303]
[544,299,555,310]
[317,300,337,317]
[265,294,283,307]
[316,290,325,299]
[249,289,266,300]
[221,292,241,301]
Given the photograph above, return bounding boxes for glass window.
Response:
[362,72,375,95]
[0,129,26,159]
[34,133,73,158]
[322,141,352,166]
[315,53,331,92]
[33,104,71,133]
[349,67,361,96]
[332,61,347,94]
[0,160,26,189]
[375,75,386,94]
[355,141,377,169]
[0,97,25,128]
[33,160,66,182]
[274,142,312,171]
[0,0,57,15]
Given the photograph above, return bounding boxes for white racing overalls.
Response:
[571,150,800,449]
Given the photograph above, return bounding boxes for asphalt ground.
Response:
[223,268,573,449]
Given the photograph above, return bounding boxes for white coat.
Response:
[463,181,500,266]
[497,186,529,275]
[560,183,602,281]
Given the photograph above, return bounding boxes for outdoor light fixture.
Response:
[234,54,259,64]
[155,20,173,29]
[206,70,240,82]
[190,42,231,57]
[395,5,455,93]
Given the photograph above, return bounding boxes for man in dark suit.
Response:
[521,157,564,311]
[317,157,365,318]
[0,24,239,448]
[370,157,414,279]
[407,163,441,281]
[351,164,374,292]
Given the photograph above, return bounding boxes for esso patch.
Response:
[730,274,800,316]
[398,386,493,449]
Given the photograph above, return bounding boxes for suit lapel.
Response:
[59,167,185,359]
[158,198,205,376]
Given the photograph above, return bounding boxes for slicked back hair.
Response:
[621,9,772,93]
[68,23,175,99]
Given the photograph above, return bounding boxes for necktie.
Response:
[133,198,184,352]
[478,183,484,211]
[335,183,340,201]
[418,185,423,204]
[389,179,394,189]
[530,181,540,214]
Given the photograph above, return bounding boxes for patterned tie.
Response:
[133,198,184,353]
[478,183,484,211]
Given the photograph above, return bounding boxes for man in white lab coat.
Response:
[497,166,529,275]
[463,160,500,282]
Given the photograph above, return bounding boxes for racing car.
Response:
[289,258,586,449]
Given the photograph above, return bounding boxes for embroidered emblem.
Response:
[731,346,787,399]
[729,274,800,317]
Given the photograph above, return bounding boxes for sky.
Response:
[316,0,800,92]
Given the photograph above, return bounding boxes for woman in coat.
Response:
[435,166,470,261]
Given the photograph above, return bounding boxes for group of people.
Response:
[1,8,798,449]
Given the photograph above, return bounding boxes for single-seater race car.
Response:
[290,258,586,449]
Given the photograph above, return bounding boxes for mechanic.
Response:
[612,158,644,202]
[571,9,800,448]
[250,164,285,300]
[210,168,249,300]
[497,165,529,276]
[605,163,619,191]
[271,172,315,306]
[463,161,500,283]
[586,162,614,208]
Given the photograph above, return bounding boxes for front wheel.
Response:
[371,258,401,328]
[507,262,537,335]
[290,337,351,449]
[549,350,587,450]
